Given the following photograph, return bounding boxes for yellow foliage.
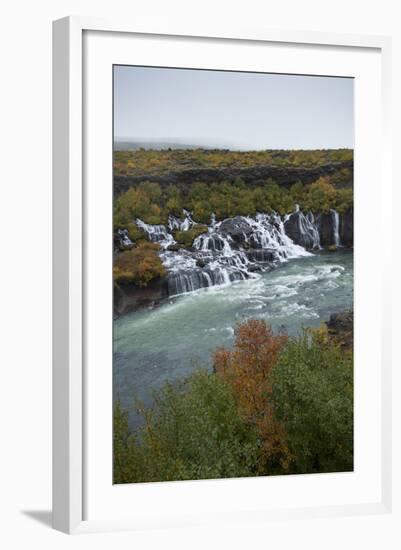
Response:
[113,242,165,287]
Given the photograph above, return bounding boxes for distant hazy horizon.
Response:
[113,138,353,152]
[114,66,354,151]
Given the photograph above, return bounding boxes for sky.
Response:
[114,65,354,150]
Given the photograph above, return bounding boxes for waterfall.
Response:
[299,212,320,249]
[331,209,341,247]
[166,264,248,297]
[168,210,195,232]
[193,232,233,254]
[115,229,134,249]
[136,219,175,249]
[245,213,313,261]
[133,208,340,298]
[283,210,321,250]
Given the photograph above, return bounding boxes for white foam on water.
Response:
[135,209,341,298]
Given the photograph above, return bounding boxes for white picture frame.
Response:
[52,16,392,534]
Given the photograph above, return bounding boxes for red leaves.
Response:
[214,319,292,471]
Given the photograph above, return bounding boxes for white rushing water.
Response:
[136,218,175,249]
[331,209,341,247]
[133,208,338,297]
[114,249,353,429]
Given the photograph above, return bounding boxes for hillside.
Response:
[114,148,353,196]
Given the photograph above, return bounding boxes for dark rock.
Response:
[219,216,253,245]
[326,310,353,351]
[340,208,353,247]
[166,244,180,252]
[247,264,263,272]
[317,210,339,247]
[284,211,317,249]
[114,160,354,197]
[249,234,262,249]
[114,229,134,251]
[247,248,278,263]
[114,278,168,317]
[327,310,353,334]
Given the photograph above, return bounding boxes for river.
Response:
[113,249,353,428]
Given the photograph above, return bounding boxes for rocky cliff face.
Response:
[114,278,168,317]
[340,209,353,247]
[284,210,321,249]
[219,216,254,246]
[282,209,352,249]
[114,160,353,197]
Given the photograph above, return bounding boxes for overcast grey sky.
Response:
[114,65,353,150]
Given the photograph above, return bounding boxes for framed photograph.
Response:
[53,17,392,534]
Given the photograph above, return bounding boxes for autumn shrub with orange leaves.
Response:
[114,319,353,483]
[213,319,292,473]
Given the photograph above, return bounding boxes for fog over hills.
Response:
[114,138,243,151]
[113,139,353,152]
[115,140,209,151]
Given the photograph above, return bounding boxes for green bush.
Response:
[114,182,165,225]
[113,242,165,287]
[113,400,134,484]
[113,322,354,483]
[173,225,208,248]
[114,371,259,483]
[272,327,353,474]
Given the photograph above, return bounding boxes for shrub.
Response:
[272,326,353,474]
[173,225,208,248]
[303,177,337,213]
[117,371,259,483]
[335,188,353,214]
[123,221,146,243]
[113,242,165,287]
[114,182,164,225]
[214,319,291,472]
[113,400,134,484]
[113,320,354,483]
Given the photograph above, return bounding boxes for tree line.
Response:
[114,176,353,237]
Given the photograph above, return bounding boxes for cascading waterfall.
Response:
[331,209,341,247]
[134,208,340,297]
[193,232,233,255]
[168,209,195,232]
[283,208,321,250]
[245,213,312,260]
[115,228,134,249]
[136,219,175,249]
[210,212,217,228]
